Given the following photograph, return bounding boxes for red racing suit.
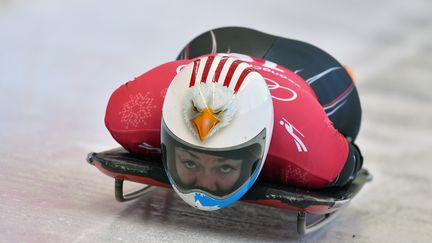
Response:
[105,53,351,189]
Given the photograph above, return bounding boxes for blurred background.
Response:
[1,0,431,242]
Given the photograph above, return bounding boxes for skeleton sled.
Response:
[87,148,371,235]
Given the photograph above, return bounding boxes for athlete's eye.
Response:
[219,165,234,174]
[183,160,197,170]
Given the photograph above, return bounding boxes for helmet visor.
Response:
[161,120,266,199]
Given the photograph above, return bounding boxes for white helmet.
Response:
[161,54,273,210]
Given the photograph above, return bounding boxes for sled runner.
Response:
[86,148,372,235]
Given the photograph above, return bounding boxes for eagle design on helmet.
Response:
[183,55,254,141]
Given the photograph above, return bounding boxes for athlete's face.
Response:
[174,147,244,195]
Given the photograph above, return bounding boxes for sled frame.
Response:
[87,149,372,236]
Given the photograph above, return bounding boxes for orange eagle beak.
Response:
[191,107,220,141]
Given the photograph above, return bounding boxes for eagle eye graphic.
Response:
[191,102,199,113]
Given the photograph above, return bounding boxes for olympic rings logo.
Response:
[265,77,298,102]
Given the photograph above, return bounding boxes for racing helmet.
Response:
[161,54,273,210]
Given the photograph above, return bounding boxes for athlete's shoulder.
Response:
[104,58,191,156]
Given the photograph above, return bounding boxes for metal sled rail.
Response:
[87,148,372,236]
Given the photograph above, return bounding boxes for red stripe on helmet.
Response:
[201,56,215,83]
[223,60,241,87]
[234,67,254,93]
[213,56,228,83]
[189,59,200,87]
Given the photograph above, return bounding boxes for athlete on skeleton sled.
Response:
[104,27,363,210]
